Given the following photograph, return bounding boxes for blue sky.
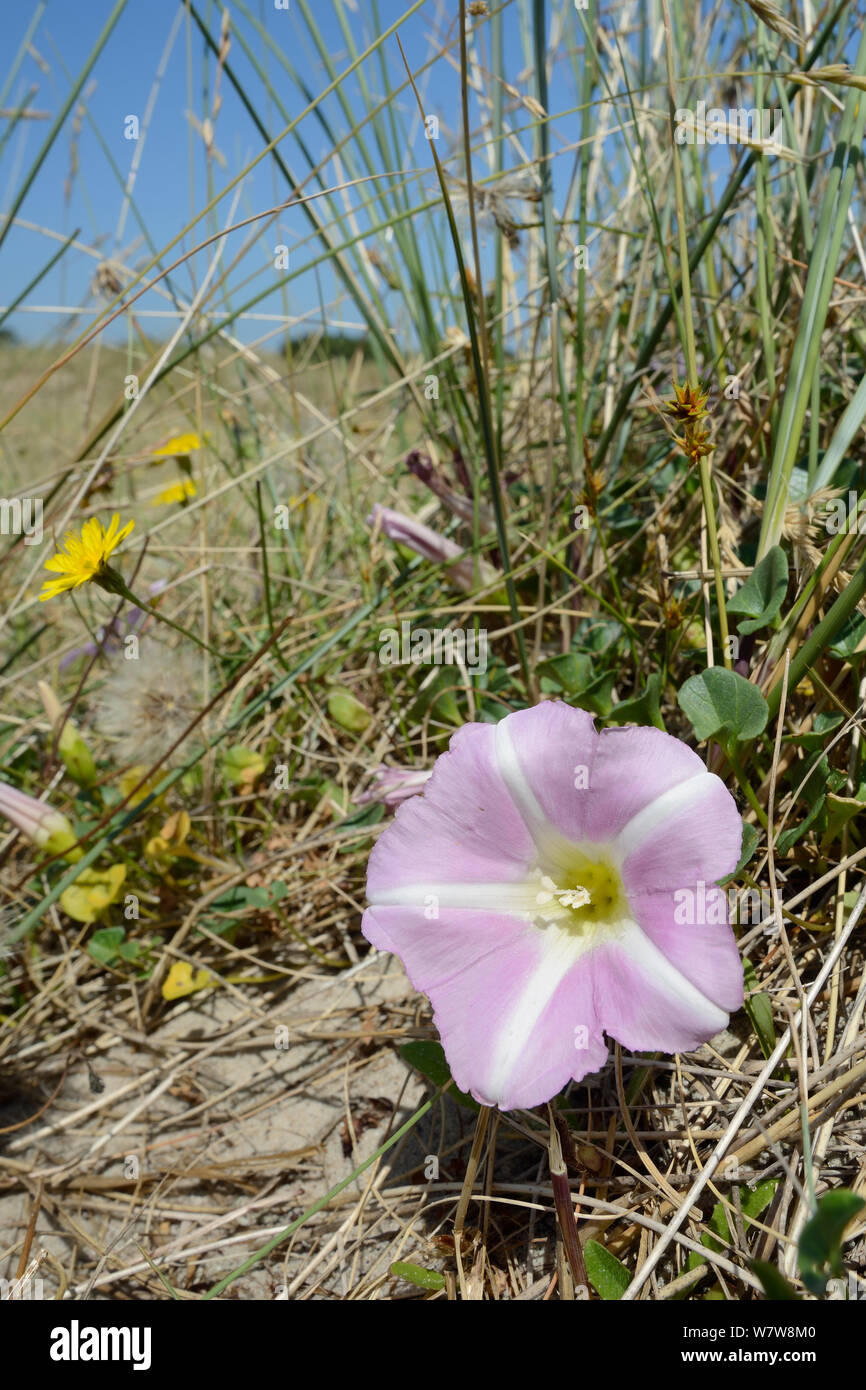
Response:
[0,2,855,349]
[0,0,537,346]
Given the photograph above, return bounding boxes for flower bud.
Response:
[0,779,82,862]
[38,681,97,787]
[327,689,371,733]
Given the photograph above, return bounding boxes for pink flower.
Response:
[356,764,433,812]
[367,504,497,593]
[362,701,744,1111]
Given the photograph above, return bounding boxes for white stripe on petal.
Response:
[615,770,712,859]
[494,718,548,832]
[494,719,577,867]
[368,880,543,912]
[485,928,589,1102]
[617,920,729,1034]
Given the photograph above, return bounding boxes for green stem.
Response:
[766,552,866,721]
[726,744,769,830]
[111,580,227,660]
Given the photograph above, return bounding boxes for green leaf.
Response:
[399,1040,479,1110]
[798,1190,866,1296]
[319,780,350,820]
[327,688,371,733]
[409,668,462,727]
[727,548,788,634]
[568,669,615,717]
[536,652,592,694]
[678,668,769,742]
[742,1179,781,1223]
[744,959,776,1060]
[775,783,828,855]
[606,673,664,729]
[688,1179,779,1268]
[750,1260,801,1300]
[584,1240,631,1300]
[203,881,289,936]
[390,1261,446,1291]
[87,926,126,966]
[822,785,866,847]
[221,744,266,787]
[210,882,288,913]
[829,613,866,662]
[341,800,386,830]
[783,712,843,751]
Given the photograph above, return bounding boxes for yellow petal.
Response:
[162,960,217,1000]
[152,432,201,458]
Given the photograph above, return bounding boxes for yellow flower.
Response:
[151,431,201,458]
[152,479,197,506]
[39,513,134,601]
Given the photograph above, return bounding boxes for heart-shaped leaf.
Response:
[606,672,664,729]
[727,547,788,634]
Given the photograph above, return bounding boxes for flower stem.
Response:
[660,0,731,670]
[109,579,225,659]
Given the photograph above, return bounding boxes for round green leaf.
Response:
[678,667,769,742]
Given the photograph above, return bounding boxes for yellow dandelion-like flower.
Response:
[152,479,197,506]
[151,431,201,459]
[39,513,135,602]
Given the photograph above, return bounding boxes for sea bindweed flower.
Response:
[0,779,82,861]
[356,764,433,812]
[39,513,135,602]
[367,503,498,593]
[362,701,744,1111]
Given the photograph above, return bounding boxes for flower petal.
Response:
[592,921,731,1052]
[492,701,598,847]
[492,706,721,852]
[363,904,608,1109]
[619,771,742,892]
[366,722,537,901]
[626,887,744,1012]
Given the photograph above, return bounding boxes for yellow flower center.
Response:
[533,850,628,940]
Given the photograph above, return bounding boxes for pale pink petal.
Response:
[366,722,536,899]
[363,904,608,1109]
[493,701,599,845]
[589,724,714,839]
[627,888,744,1012]
[618,773,743,893]
[367,503,463,564]
[591,922,731,1052]
[362,701,746,1111]
[494,705,723,853]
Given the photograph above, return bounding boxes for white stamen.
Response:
[534,875,591,911]
[557,886,592,909]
